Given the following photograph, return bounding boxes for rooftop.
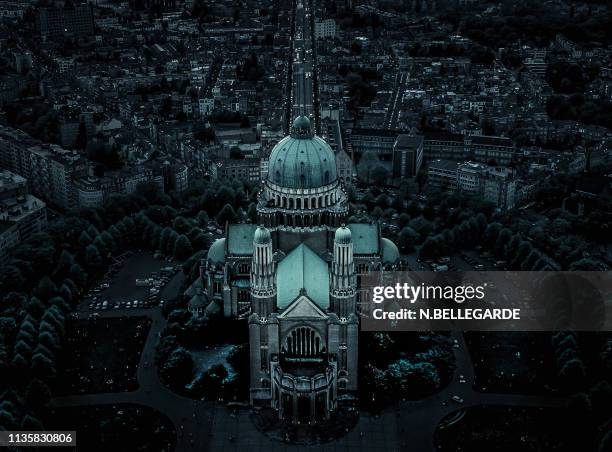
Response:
[277,244,329,310]
[429,159,460,171]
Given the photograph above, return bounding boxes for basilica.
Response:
[187,116,400,422]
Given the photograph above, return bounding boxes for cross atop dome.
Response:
[290,115,314,139]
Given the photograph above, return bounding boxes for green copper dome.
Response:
[207,238,226,263]
[268,116,337,189]
[254,226,271,244]
[335,225,352,244]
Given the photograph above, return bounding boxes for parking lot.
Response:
[79,252,182,314]
[402,249,497,273]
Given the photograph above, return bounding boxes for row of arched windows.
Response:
[283,327,325,356]
[272,192,336,210]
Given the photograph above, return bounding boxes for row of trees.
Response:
[551,332,612,452]
[360,332,455,412]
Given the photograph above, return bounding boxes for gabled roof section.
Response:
[277,244,329,310]
[227,224,257,255]
[348,223,379,255]
[278,294,328,319]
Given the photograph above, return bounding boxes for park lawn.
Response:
[465,332,557,394]
[45,404,175,452]
[57,317,151,395]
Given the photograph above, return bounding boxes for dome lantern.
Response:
[290,115,314,139]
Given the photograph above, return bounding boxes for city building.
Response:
[428,159,518,210]
[0,126,88,209]
[483,167,516,211]
[37,3,94,39]
[349,128,400,158]
[0,170,47,263]
[215,158,261,182]
[392,134,424,179]
[427,159,459,190]
[188,117,399,422]
[314,19,336,39]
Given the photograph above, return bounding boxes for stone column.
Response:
[310,393,315,423]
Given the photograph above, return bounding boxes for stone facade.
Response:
[194,116,400,423]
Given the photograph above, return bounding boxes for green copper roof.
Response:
[335,225,352,244]
[348,223,379,254]
[277,244,329,310]
[207,238,226,263]
[381,238,400,264]
[254,226,271,244]
[292,115,312,134]
[189,290,209,308]
[227,224,257,255]
[268,117,337,189]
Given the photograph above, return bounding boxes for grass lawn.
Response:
[465,332,557,394]
[45,404,175,452]
[435,406,592,452]
[57,317,151,394]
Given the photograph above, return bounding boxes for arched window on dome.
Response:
[311,197,316,209]
[319,195,323,207]
[289,198,294,209]
[325,194,329,205]
[297,198,302,209]
[282,196,287,208]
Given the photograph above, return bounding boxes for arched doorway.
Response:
[297,396,310,423]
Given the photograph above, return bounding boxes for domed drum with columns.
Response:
[189,116,400,423]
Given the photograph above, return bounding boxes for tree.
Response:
[84,244,102,269]
[173,234,193,261]
[357,151,379,183]
[599,428,612,452]
[558,358,586,390]
[161,347,194,390]
[34,276,57,301]
[38,331,59,352]
[189,364,229,399]
[385,359,440,397]
[247,203,258,223]
[589,381,612,420]
[398,213,410,229]
[20,414,43,431]
[159,227,173,253]
[408,216,433,239]
[372,206,384,219]
[13,340,33,359]
[216,204,238,225]
[216,186,235,206]
[483,222,502,248]
[371,165,390,186]
[419,236,443,260]
[397,227,418,253]
[494,228,512,257]
[173,216,191,234]
[25,378,51,409]
[196,210,209,226]
[31,352,56,379]
[55,250,74,278]
[100,231,116,252]
[69,262,87,286]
